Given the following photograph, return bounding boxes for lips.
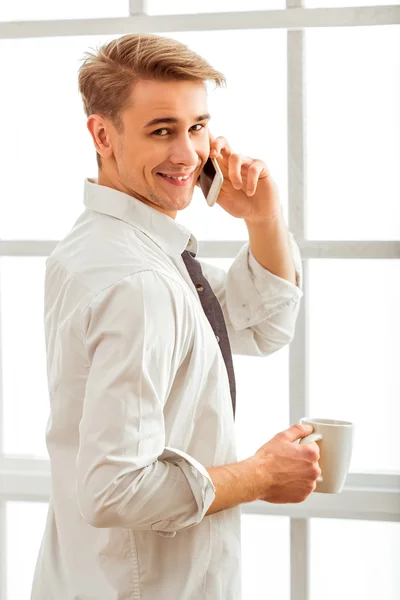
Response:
[159,173,191,181]
[157,171,194,187]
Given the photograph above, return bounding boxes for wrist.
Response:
[247,454,273,502]
[241,456,266,503]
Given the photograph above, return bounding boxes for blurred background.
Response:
[0,2,399,599]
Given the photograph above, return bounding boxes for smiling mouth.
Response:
[157,172,194,186]
[158,173,191,181]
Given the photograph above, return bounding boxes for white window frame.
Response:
[0,3,399,600]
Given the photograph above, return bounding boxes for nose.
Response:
[168,133,199,167]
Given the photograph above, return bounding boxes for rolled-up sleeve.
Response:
[77,271,215,537]
[198,232,303,356]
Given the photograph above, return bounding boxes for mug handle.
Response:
[299,432,324,483]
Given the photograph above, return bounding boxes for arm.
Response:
[77,271,215,537]
[245,209,297,286]
[205,458,260,516]
[198,227,303,357]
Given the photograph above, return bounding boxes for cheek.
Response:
[199,136,211,162]
[120,143,151,180]
[117,134,142,167]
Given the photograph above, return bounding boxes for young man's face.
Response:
[98,79,211,219]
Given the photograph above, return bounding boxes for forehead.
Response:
[126,79,209,120]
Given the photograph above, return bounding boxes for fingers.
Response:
[228,154,265,195]
[228,153,243,190]
[282,423,314,443]
[301,441,321,462]
[209,136,268,195]
[245,160,266,196]
[209,135,231,158]
[279,424,321,462]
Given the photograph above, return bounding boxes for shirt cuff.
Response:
[150,447,216,538]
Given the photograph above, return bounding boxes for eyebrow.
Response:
[144,113,211,128]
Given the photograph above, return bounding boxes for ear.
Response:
[87,115,114,161]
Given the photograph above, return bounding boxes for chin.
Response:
[168,197,193,211]
[159,188,194,205]
[177,193,194,208]
[147,191,192,213]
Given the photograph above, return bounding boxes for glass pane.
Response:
[306,26,400,240]
[241,514,290,600]
[235,349,289,462]
[148,0,284,14]
[1,258,49,458]
[0,0,127,21]
[6,502,49,600]
[309,259,400,473]
[0,34,116,240]
[307,0,398,6]
[310,519,400,600]
[203,258,289,461]
[166,29,287,240]
[0,29,287,241]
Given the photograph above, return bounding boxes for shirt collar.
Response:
[83,178,199,259]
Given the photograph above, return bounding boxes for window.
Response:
[0,0,128,21]
[1,3,399,600]
[310,519,400,599]
[5,502,49,600]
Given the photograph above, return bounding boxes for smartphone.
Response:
[197,156,224,207]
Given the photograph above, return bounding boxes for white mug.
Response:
[299,417,355,494]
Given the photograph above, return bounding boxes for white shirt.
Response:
[31,179,303,600]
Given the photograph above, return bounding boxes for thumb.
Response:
[283,423,314,443]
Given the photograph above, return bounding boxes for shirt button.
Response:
[216,335,220,343]
[196,284,204,292]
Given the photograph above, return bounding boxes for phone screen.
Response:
[198,157,217,198]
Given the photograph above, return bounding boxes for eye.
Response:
[152,128,169,136]
[191,124,205,132]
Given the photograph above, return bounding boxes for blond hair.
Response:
[78,33,226,167]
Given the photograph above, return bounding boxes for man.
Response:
[31,33,320,600]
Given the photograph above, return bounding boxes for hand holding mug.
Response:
[299,417,355,494]
[251,423,322,504]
